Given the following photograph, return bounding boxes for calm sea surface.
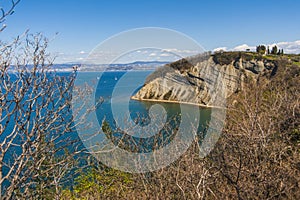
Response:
[0,71,212,188]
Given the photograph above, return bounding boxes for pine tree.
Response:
[271,45,278,55]
[277,49,281,55]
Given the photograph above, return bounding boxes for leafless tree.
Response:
[77,60,299,200]
[58,60,299,199]
[0,1,94,199]
[2,1,298,199]
[0,0,20,32]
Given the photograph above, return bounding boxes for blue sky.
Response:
[1,0,300,63]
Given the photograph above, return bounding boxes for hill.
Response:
[132,51,300,107]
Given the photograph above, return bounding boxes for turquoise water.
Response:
[91,71,211,153]
[1,71,211,153]
[0,71,212,188]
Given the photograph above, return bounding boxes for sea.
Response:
[0,70,212,189]
[77,70,212,152]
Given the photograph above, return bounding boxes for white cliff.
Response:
[131,52,276,107]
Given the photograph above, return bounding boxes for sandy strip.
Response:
[130,96,225,109]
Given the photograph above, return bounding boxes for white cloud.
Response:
[149,53,157,57]
[55,40,300,64]
[213,47,227,52]
[162,48,178,52]
[161,48,199,54]
[232,44,256,51]
[271,40,300,54]
[160,53,171,57]
[213,40,300,54]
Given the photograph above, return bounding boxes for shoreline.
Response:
[130,96,225,109]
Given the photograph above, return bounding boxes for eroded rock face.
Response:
[131,54,275,106]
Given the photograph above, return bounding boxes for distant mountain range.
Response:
[5,61,170,72]
[52,61,169,72]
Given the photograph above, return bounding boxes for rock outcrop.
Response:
[131,52,276,107]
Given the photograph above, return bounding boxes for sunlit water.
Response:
[1,71,211,188]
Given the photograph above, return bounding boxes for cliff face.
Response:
[131,52,276,106]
